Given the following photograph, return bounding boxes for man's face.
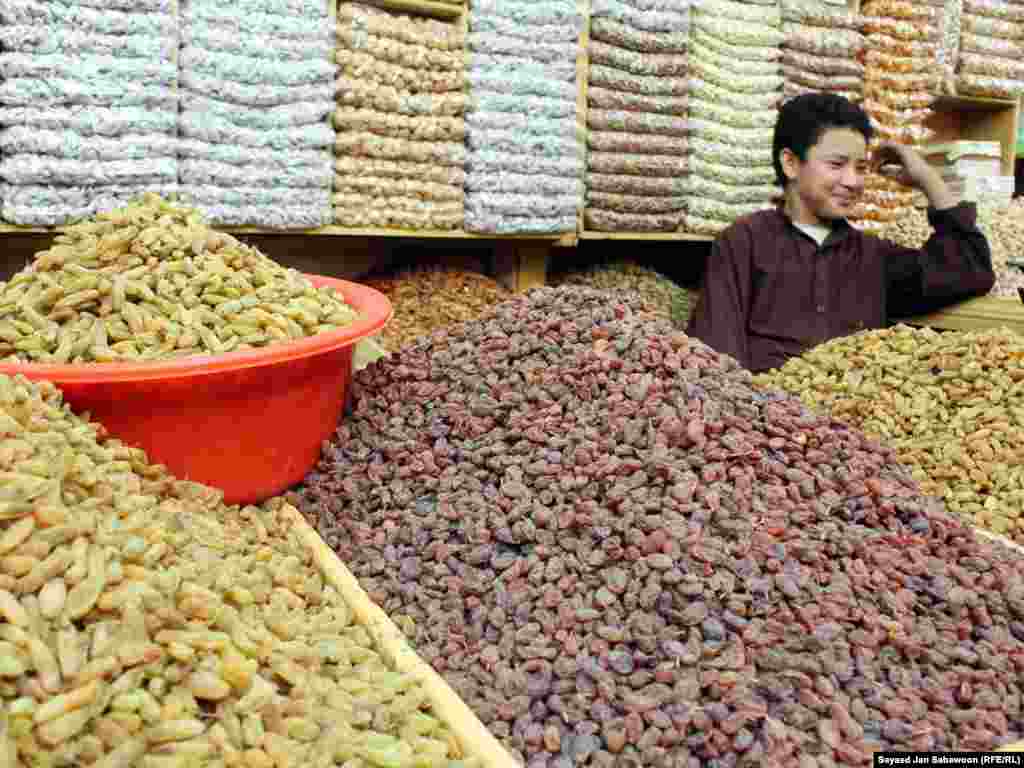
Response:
[785,127,868,222]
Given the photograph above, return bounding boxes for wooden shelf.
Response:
[354,0,463,19]
[926,95,1021,176]
[900,296,1024,335]
[933,94,1019,112]
[579,231,713,242]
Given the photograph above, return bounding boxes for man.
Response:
[687,93,994,373]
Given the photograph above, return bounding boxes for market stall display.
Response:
[294,286,1024,765]
[548,260,697,328]
[955,0,1024,98]
[584,0,690,233]
[684,0,783,237]
[364,264,509,350]
[754,325,1024,543]
[0,372,509,768]
[464,0,584,235]
[780,0,865,103]
[334,2,467,231]
[177,0,336,229]
[0,0,179,226]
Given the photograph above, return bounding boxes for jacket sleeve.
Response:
[686,222,753,369]
[882,202,995,319]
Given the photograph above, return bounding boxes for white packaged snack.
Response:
[467,150,584,178]
[590,18,689,53]
[464,210,577,234]
[470,0,580,27]
[179,113,333,149]
[182,6,331,41]
[0,184,178,209]
[0,78,174,108]
[0,54,176,85]
[182,0,326,17]
[591,0,691,32]
[466,111,579,139]
[179,185,332,208]
[184,23,334,62]
[179,158,332,188]
[0,128,176,161]
[0,106,176,136]
[0,27,177,59]
[469,33,579,64]
[465,171,582,197]
[52,0,171,9]
[586,191,688,214]
[334,156,465,187]
[469,92,573,119]
[469,55,575,83]
[179,72,335,108]
[466,129,582,158]
[195,204,332,229]
[0,0,175,36]
[181,93,333,129]
[467,71,576,101]
[180,47,336,87]
[179,140,330,170]
[465,193,580,219]
[471,15,581,43]
[335,132,466,166]
[0,156,177,185]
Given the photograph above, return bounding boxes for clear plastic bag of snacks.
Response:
[691,27,782,61]
[782,67,862,91]
[689,118,773,148]
[958,51,1024,78]
[690,77,783,111]
[860,16,939,40]
[693,14,785,47]
[590,17,689,53]
[866,32,938,57]
[700,0,781,26]
[586,172,690,196]
[959,30,1022,56]
[691,38,781,76]
[587,109,689,137]
[861,0,936,20]
[781,49,864,76]
[960,12,1024,38]
[682,211,730,235]
[687,97,778,129]
[864,50,933,73]
[589,40,690,76]
[963,0,1024,21]
[690,155,776,185]
[588,151,688,177]
[690,137,773,167]
[783,23,866,56]
[862,98,932,125]
[783,82,862,102]
[781,0,860,28]
[870,120,936,144]
[586,191,688,214]
[585,208,681,232]
[688,174,779,204]
[589,87,688,115]
[587,131,689,155]
[956,72,1024,97]
[688,52,784,93]
[862,82,935,108]
[589,64,689,96]
[865,69,938,91]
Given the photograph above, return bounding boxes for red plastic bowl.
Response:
[0,275,392,505]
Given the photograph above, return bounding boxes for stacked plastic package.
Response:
[684,0,784,237]
[857,0,940,234]
[334,3,465,231]
[953,0,1024,98]
[0,0,178,225]
[780,0,865,104]
[583,0,690,233]
[465,0,584,235]
[178,0,336,229]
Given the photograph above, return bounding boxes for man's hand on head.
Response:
[871,141,958,211]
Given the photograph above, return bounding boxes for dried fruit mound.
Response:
[755,325,1024,543]
[549,261,697,329]
[364,266,509,351]
[0,194,358,363]
[875,199,1024,299]
[294,287,1024,768]
[0,374,480,768]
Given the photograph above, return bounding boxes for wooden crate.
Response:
[901,296,1024,335]
[282,502,520,768]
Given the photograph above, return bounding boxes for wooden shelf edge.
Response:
[354,0,463,18]
[933,94,1019,112]
[899,296,1024,333]
[579,231,714,242]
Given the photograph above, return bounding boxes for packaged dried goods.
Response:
[591,0,691,33]
[466,150,583,178]
[182,114,332,150]
[862,0,937,19]
[340,50,464,92]
[0,77,174,108]
[693,14,786,46]
[586,191,688,213]
[867,32,939,57]
[587,151,688,177]
[689,118,774,148]
[963,0,1024,20]
[699,0,782,26]
[688,174,780,204]
[180,71,334,108]
[961,11,1024,37]
[466,129,581,158]
[862,15,940,40]
[466,192,578,218]
[466,70,575,100]
[180,158,331,189]
[587,130,689,155]
[468,92,570,119]
[469,32,578,65]
[335,155,465,187]
[956,72,1024,97]
[466,111,577,139]
[683,210,730,234]
[182,5,329,41]
[783,82,863,102]
[181,93,332,131]
[782,66,863,92]
[334,205,462,229]
[690,77,783,111]
[687,97,777,129]
[690,155,777,185]
[858,201,906,221]
[0,26,176,58]
[959,30,1022,56]
[0,53,174,84]
[587,109,688,137]
[781,0,860,29]
[180,140,327,171]
[691,38,783,76]
[179,47,336,87]
[333,174,463,201]
[0,105,174,136]
[589,40,689,77]
[178,185,331,210]
[589,17,689,53]
[339,1,464,51]
[586,172,690,196]
[862,82,935,108]
[335,132,465,166]
[584,207,681,230]
[588,65,688,97]
[337,78,466,116]
[471,0,581,27]
[0,183,175,209]
[958,51,1024,79]
[463,209,577,234]
[470,54,576,84]
[0,0,175,35]
[588,87,688,115]
[783,22,865,56]
[185,22,333,61]
[691,27,782,61]
[689,195,768,221]
[333,192,463,217]
[0,155,175,186]
[780,49,863,76]
[864,49,933,73]
[471,14,580,44]
[334,107,465,142]
[189,0,327,16]
[465,171,582,197]
[864,69,938,91]
[862,97,932,126]
[0,128,173,161]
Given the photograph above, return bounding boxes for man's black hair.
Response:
[773,93,874,187]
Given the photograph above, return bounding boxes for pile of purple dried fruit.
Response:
[293,287,1024,768]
